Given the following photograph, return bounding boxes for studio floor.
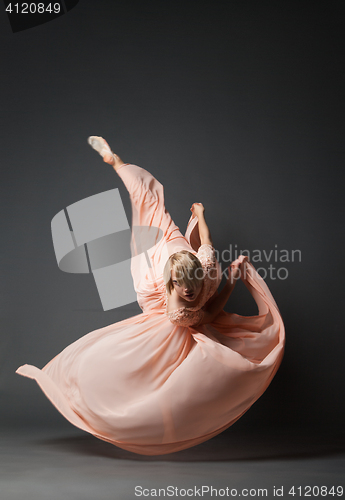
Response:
[0,425,344,500]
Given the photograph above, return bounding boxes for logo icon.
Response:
[51,189,163,311]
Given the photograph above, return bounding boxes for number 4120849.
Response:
[288,485,343,497]
[5,3,61,14]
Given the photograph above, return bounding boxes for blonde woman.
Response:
[16,136,285,456]
[163,235,241,328]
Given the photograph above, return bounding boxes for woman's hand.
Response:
[225,262,241,289]
[190,203,205,218]
[197,267,237,325]
[191,203,213,246]
[191,202,213,246]
[231,261,241,280]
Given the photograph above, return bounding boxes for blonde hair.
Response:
[163,251,204,295]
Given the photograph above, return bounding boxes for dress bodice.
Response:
[165,244,221,327]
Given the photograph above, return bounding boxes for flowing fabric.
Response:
[16,163,285,456]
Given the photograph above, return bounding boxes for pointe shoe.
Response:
[87,136,114,162]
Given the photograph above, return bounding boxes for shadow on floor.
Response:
[34,427,345,462]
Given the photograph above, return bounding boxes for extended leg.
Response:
[87,136,193,260]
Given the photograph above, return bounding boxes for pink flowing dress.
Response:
[16,163,285,456]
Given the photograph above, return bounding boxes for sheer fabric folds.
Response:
[16,164,285,455]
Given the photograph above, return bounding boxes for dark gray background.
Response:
[1,0,344,439]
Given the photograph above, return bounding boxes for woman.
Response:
[16,137,285,456]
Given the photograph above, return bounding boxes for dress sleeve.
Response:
[197,244,216,270]
[167,308,204,327]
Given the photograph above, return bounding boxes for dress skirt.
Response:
[16,163,285,455]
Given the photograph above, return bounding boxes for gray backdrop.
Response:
[1,0,344,436]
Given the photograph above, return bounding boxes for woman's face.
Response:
[171,269,203,302]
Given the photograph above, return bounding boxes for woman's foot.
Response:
[87,136,115,165]
[87,136,126,171]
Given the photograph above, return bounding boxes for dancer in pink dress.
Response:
[16,137,285,456]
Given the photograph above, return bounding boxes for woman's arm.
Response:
[190,203,213,246]
[194,263,241,326]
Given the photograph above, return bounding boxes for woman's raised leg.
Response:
[88,136,193,258]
